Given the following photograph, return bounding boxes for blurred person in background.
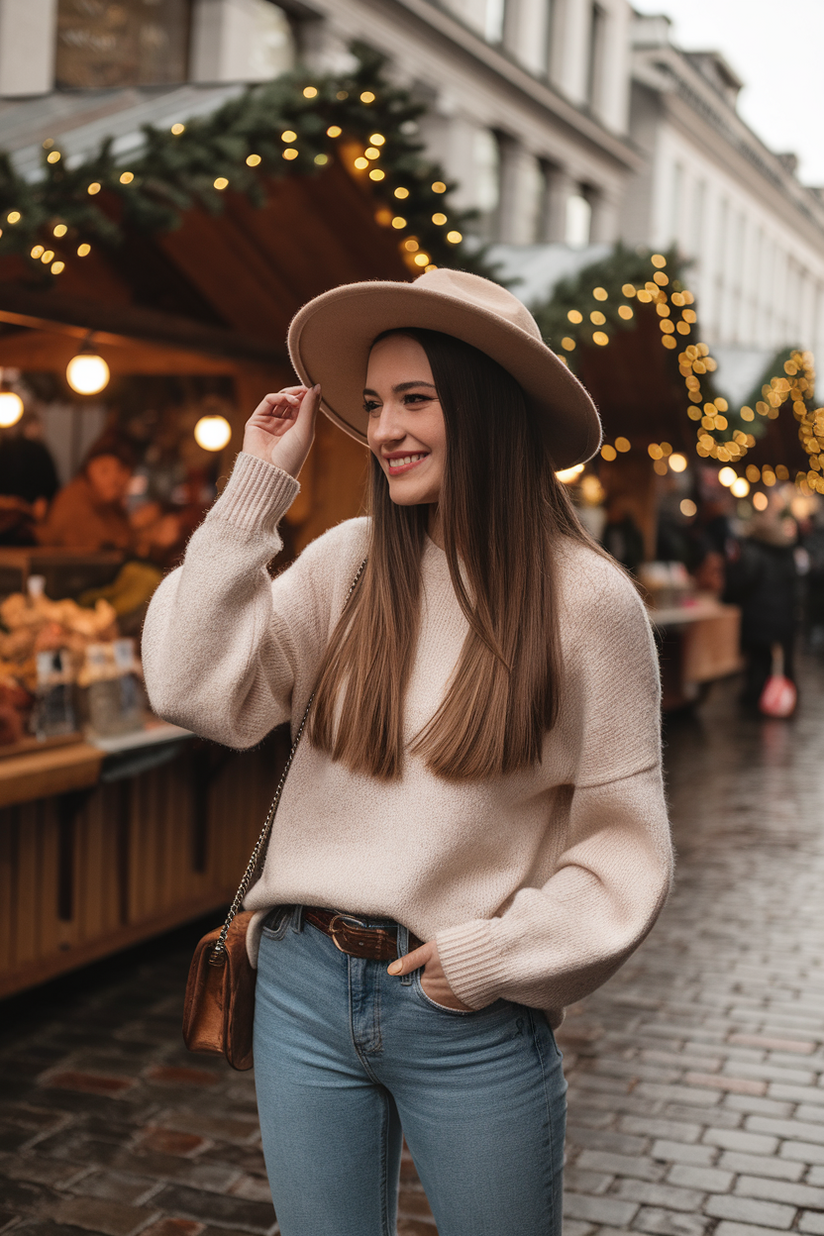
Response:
[724,497,801,707]
[0,412,60,545]
[37,437,135,552]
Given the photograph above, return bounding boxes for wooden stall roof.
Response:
[0,157,410,375]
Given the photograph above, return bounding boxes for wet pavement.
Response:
[1,654,824,1236]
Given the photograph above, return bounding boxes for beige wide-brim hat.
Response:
[287,268,602,470]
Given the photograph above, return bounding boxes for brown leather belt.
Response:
[304,908,422,961]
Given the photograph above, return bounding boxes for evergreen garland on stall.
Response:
[0,43,486,282]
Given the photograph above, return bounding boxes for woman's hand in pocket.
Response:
[243,384,320,478]
[387,940,473,1011]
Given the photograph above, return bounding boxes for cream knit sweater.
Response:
[142,452,673,1025]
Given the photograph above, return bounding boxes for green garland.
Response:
[530,242,766,452]
[0,43,487,281]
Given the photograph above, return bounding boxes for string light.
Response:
[431,181,446,193]
[567,310,583,324]
[53,223,67,237]
[326,126,342,138]
[360,91,376,103]
[601,444,617,461]
[680,499,697,517]
[171,123,185,135]
[46,151,61,164]
[391,217,406,229]
[77,243,91,256]
[394,187,409,199]
[119,171,134,184]
[303,86,318,98]
[282,149,299,161]
[314,154,328,165]
[364,147,381,159]
[51,260,64,274]
[7,212,21,224]
[369,169,384,180]
[213,177,229,190]
[281,130,297,142]
[446,230,462,243]
[369,134,386,145]
[593,287,608,301]
[246,154,261,166]
[87,182,101,195]
[432,213,447,225]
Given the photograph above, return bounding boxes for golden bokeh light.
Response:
[194,415,232,451]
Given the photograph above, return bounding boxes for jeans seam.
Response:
[527,1008,560,1235]
[379,1086,390,1236]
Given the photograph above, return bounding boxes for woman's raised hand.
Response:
[243,384,321,479]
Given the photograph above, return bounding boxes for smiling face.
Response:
[364,333,446,508]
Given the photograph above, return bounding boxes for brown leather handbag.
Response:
[182,559,367,1071]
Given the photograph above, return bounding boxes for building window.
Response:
[566,191,592,247]
[542,0,556,77]
[55,0,191,88]
[586,3,605,110]
[485,0,507,43]
[670,161,683,246]
[691,179,705,257]
[474,128,502,239]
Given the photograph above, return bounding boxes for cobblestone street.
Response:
[1,655,823,1236]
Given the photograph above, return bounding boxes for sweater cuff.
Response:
[208,452,300,532]
[435,918,508,1010]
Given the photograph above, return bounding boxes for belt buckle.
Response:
[327,912,367,953]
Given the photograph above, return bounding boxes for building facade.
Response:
[621,13,824,366]
[0,0,639,249]
[2,0,824,364]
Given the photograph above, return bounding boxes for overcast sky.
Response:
[631,0,824,187]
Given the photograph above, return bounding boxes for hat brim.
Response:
[287,280,602,470]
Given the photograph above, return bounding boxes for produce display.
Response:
[0,578,144,744]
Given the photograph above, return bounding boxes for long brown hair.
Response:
[309,328,598,781]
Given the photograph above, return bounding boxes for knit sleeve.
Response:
[142,452,364,749]
[434,556,673,1016]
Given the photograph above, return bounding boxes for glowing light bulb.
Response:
[669,453,687,473]
[718,467,737,487]
[194,415,232,452]
[66,353,110,395]
[0,391,24,427]
[730,477,750,498]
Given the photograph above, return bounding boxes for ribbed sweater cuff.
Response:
[435,918,508,1010]
[208,452,300,531]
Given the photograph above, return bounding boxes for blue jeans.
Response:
[253,905,567,1236]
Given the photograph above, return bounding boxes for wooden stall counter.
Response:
[0,720,288,1000]
[650,597,743,711]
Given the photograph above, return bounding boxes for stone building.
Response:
[0,0,639,250]
[621,12,824,369]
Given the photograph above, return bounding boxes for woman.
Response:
[143,269,672,1236]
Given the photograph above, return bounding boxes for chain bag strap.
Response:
[208,556,367,967]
